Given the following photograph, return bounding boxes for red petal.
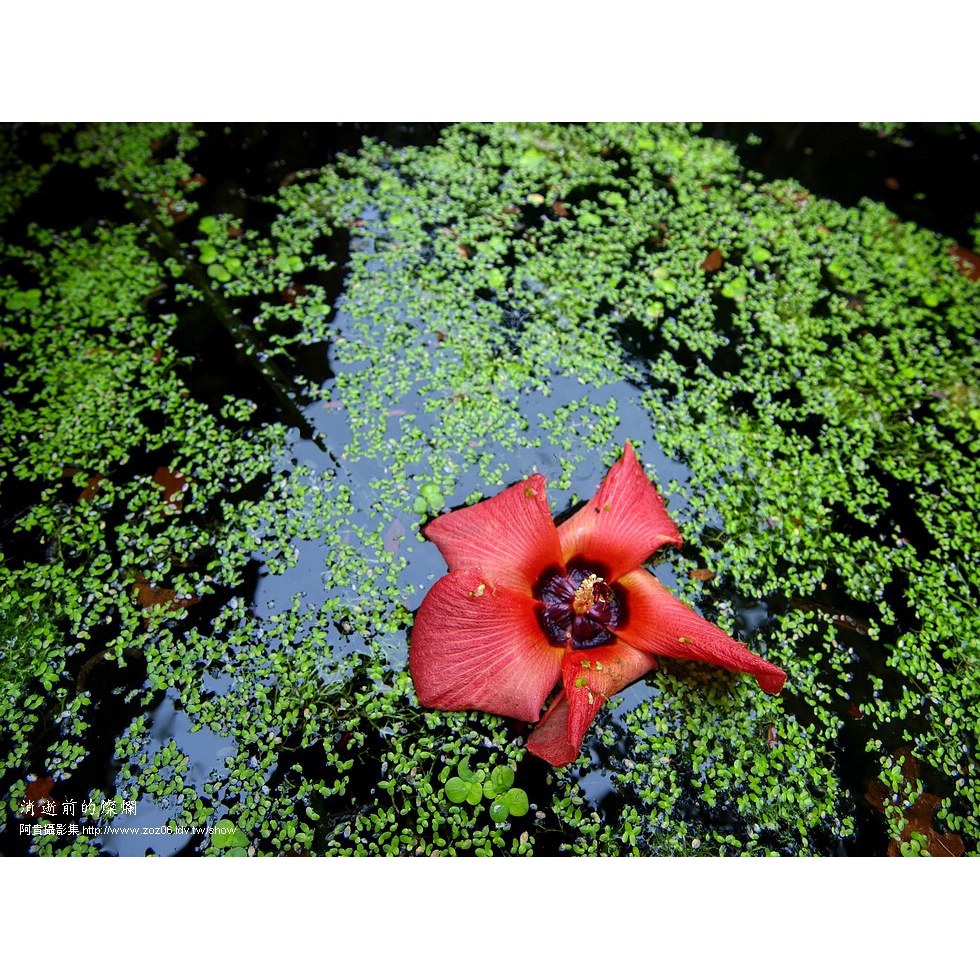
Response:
[557,442,682,581]
[527,638,655,766]
[525,692,575,766]
[424,473,563,595]
[409,568,563,723]
[614,568,787,694]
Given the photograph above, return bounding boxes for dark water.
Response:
[2,122,974,856]
[711,122,980,246]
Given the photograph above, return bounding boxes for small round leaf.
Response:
[491,766,514,793]
[211,818,248,850]
[444,777,468,804]
[504,788,529,817]
[489,800,510,823]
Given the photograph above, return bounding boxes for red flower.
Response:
[409,443,787,767]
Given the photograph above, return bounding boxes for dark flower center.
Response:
[535,565,625,649]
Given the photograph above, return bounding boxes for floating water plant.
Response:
[442,759,529,823]
[1,122,976,857]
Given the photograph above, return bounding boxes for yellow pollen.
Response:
[572,574,606,614]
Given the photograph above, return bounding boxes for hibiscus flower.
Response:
[409,443,787,766]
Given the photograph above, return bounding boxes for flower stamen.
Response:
[572,573,605,614]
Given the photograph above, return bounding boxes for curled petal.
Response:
[424,473,564,595]
[614,568,787,694]
[527,638,655,766]
[558,442,683,581]
[525,692,574,767]
[409,568,563,723]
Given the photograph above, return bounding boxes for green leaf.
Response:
[465,781,484,806]
[420,483,445,510]
[519,147,548,169]
[504,788,529,817]
[211,818,248,850]
[444,777,468,804]
[489,799,510,823]
[207,262,232,283]
[491,766,514,793]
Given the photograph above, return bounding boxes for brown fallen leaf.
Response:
[152,466,188,511]
[383,519,406,555]
[281,282,308,305]
[949,245,980,282]
[788,597,870,634]
[689,568,716,582]
[161,195,190,223]
[133,574,199,612]
[700,248,724,272]
[552,200,569,218]
[79,474,105,502]
[63,466,106,502]
[866,750,965,857]
[22,776,57,817]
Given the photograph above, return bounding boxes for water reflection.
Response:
[98,687,235,856]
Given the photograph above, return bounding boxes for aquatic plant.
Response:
[1,122,976,856]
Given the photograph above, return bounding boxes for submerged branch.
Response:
[127,193,328,453]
